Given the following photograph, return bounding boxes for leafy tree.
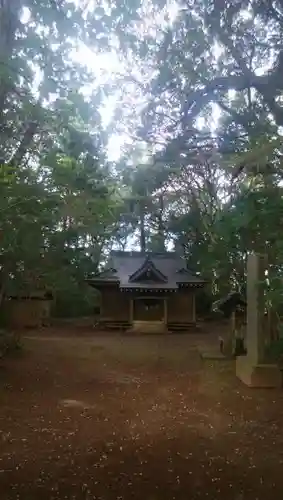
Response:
[2,0,283,323]
[0,0,122,316]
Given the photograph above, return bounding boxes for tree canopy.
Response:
[1,0,283,316]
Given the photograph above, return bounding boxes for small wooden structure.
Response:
[87,251,206,333]
[3,291,53,329]
[213,292,246,318]
[213,292,247,356]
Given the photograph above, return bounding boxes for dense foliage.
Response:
[0,0,123,315]
[1,0,283,316]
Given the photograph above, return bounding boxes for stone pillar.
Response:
[246,253,265,364]
[236,253,282,388]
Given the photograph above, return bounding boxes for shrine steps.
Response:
[96,320,199,334]
[127,320,167,335]
[168,322,198,333]
[98,320,130,331]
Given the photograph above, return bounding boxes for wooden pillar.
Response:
[224,311,235,357]
[164,298,167,325]
[268,307,279,342]
[129,298,134,324]
[99,290,103,320]
[192,292,196,323]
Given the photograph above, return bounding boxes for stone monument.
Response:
[236,253,282,388]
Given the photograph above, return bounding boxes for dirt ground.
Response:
[1,331,283,500]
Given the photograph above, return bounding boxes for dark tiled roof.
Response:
[89,251,206,290]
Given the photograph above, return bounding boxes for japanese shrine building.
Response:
[87,251,206,333]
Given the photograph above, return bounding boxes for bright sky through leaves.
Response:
[70,0,180,160]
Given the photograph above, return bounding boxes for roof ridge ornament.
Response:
[177,267,197,275]
[128,255,168,283]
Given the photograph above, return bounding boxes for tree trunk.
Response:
[156,194,165,252]
[140,207,146,252]
[0,283,5,308]
[0,0,22,165]
[0,0,21,117]
[9,121,38,168]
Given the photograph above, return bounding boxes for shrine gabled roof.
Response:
[87,251,206,290]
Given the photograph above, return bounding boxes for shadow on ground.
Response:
[0,332,283,499]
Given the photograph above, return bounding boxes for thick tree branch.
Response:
[217,100,254,131]
[8,121,38,168]
[182,72,283,127]
[186,6,283,127]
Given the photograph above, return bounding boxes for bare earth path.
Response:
[1,332,283,499]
